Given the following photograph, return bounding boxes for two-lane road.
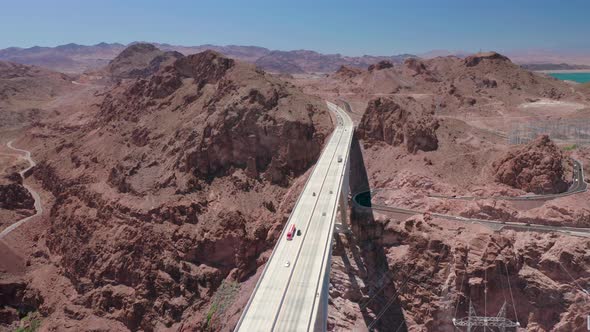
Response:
[236,102,354,331]
[0,141,42,240]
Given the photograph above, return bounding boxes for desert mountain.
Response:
[8,48,332,330]
[0,61,74,131]
[254,50,412,74]
[2,40,590,332]
[332,52,581,106]
[0,61,72,105]
[0,42,415,74]
[0,42,126,73]
[105,43,183,79]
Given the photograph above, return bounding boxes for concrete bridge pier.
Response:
[335,155,351,233]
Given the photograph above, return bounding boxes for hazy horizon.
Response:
[1,0,589,56]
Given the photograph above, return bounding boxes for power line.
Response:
[359,269,395,310]
[453,249,468,320]
[367,246,448,330]
[558,261,590,303]
[502,261,520,325]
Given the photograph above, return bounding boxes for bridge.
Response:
[235,102,354,331]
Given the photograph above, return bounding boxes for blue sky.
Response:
[1,0,588,55]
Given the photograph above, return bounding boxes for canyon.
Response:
[0,43,589,332]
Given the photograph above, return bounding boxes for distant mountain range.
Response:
[2,42,589,75]
[0,42,416,74]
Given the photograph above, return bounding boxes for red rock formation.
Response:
[368,60,393,71]
[333,65,362,79]
[464,51,511,67]
[357,97,439,153]
[492,135,569,194]
[23,49,331,330]
[403,58,427,76]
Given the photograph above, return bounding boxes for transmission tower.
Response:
[453,300,520,332]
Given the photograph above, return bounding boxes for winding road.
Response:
[0,141,42,240]
[353,185,590,238]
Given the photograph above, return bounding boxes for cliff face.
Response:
[26,49,332,330]
[357,96,439,153]
[328,213,590,331]
[492,135,569,194]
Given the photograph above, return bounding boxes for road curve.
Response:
[353,191,590,238]
[0,141,42,240]
[428,159,586,201]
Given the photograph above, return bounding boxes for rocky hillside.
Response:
[333,51,582,107]
[317,51,590,332]
[0,61,72,107]
[105,43,183,79]
[357,96,440,153]
[333,65,362,80]
[0,61,74,132]
[0,42,415,74]
[0,42,127,73]
[255,50,411,74]
[329,212,590,331]
[17,49,332,330]
[492,135,569,194]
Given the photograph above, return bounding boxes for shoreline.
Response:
[535,69,590,74]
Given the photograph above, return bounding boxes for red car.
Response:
[287,224,296,240]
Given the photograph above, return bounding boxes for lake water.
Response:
[548,72,590,83]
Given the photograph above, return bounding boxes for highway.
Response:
[0,141,43,240]
[352,153,590,238]
[353,190,590,239]
[235,102,354,331]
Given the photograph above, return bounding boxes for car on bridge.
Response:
[287,224,296,240]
